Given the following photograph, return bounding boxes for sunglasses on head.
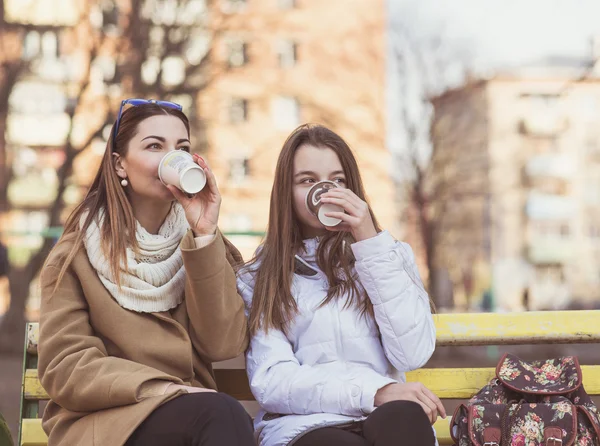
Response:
[112,98,183,151]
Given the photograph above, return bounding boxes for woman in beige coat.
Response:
[38,99,254,446]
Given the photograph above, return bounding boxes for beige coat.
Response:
[38,230,248,446]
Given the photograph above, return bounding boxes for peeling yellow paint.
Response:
[20,419,46,446]
[435,310,600,346]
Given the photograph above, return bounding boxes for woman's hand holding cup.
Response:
[167,154,222,237]
[319,188,377,242]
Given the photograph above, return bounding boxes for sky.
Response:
[385,0,600,156]
[389,0,600,69]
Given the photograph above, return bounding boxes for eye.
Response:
[333,177,346,184]
[147,143,162,150]
[178,146,191,152]
[300,178,316,184]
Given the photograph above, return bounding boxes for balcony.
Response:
[525,154,576,180]
[526,192,576,220]
[527,237,574,264]
[519,115,568,137]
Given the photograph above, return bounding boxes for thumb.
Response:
[167,185,188,204]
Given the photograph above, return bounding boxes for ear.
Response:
[112,153,127,179]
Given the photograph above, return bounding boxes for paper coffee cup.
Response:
[158,151,206,194]
[305,180,343,227]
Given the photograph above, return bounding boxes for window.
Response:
[521,93,560,107]
[277,40,297,68]
[22,31,40,60]
[532,221,571,238]
[222,0,247,13]
[272,96,300,130]
[41,32,58,60]
[278,0,297,9]
[226,38,248,67]
[229,157,250,185]
[229,98,249,123]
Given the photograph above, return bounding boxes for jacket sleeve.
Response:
[351,231,436,372]
[38,264,184,413]
[181,230,248,363]
[237,277,396,417]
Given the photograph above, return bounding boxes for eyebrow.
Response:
[294,170,345,177]
[141,135,191,144]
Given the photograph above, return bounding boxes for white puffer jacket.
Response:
[237,231,436,446]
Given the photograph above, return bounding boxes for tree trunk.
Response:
[0,148,74,354]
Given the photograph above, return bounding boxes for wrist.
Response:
[192,227,216,237]
[353,227,378,242]
[374,383,395,407]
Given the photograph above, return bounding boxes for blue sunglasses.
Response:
[112,98,183,151]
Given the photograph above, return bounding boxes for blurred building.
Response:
[430,56,600,311]
[2,0,399,261]
[200,0,398,256]
[1,0,117,245]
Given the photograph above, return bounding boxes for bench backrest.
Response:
[19,310,600,445]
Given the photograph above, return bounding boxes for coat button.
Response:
[389,252,397,261]
[351,386,360,397]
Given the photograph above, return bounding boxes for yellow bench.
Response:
[18,311,600,445]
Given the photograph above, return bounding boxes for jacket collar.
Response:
[294,237,320,277]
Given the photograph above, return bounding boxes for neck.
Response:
[301,224,327,240]
[128,195,173,235]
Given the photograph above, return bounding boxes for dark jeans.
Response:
[125,392,254,446]
[294,401,436,446]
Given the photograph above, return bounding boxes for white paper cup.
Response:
[305,180,343,227]
[158,151,206,194]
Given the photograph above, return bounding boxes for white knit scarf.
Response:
[83,203,189,313]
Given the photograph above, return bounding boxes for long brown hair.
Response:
[51,103,191,291]
[247,124,386,336]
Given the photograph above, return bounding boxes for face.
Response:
[114,114,190,202]
[292,144,346,238]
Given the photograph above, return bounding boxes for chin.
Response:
[150,188,177,202]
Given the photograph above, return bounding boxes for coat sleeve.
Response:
[38,264,184,413]
[351,231,436,372]
[181,230,248,362]
[237,277,396,417]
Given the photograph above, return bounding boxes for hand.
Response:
[165,383,217,395]
[167,154,221,237]
[319,188,377,241]
[374,383,446,424]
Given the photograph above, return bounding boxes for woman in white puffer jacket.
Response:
[237,124,445,446]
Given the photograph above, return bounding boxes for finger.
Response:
[167,184,190,205]
[422,387,446,419]
[323,190,367,216]
[194,154,209,170]
[416,392,438,424]
[320,196,360,216]
[410,397,435,425]
[201,166,220,197]
[324,188,363,206]
[323,212,358,225]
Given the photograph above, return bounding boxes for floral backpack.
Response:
[450,353,600,446]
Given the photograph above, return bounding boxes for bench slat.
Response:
[24,311,600,353]
[435,310,600,346]
[18,416,455,445]
[25,365,600,401]
[20,419,47,446]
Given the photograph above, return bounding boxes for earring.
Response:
[121,178,128,187]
